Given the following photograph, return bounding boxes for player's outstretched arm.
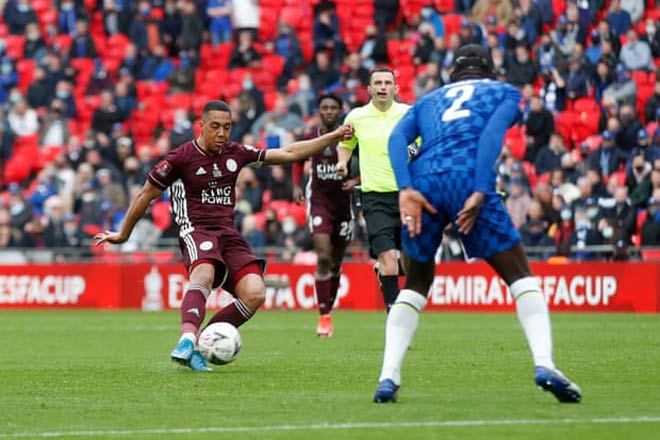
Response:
[93,181,163,245]
[335,146,353,178]
[262,125,354,165]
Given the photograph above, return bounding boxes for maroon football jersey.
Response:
[305,128,349,204]
[148,139,265,234]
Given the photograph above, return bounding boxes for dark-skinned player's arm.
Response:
[389,107,437,238]
[262,125,354,165]
[93,181,163,245]
[456,88,522,235]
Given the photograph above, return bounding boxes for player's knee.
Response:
[316,253,333,272]
[238,275,265,310]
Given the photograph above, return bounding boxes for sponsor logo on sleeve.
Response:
[155,160,172,178]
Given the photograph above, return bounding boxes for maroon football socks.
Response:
[206,298,253,328]
[315,272,334,315]
[180,286,207,334]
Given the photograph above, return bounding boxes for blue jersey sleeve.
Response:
[388,107,419,189]
[474,87,521,193]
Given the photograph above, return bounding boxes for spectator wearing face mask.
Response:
[268,22,304,86]
[58,0,87,36]
[40,100,70,147]
[3,0,37,35]
[23,22,46,61]
[413,23,436,67]
[553,203,574,256]
[359,24,388,70]
[0,58,18,105]
[237,73,265,117]
[569,206,601,260]
[419,5,444,38]
[53,80,77,119]
[600,186,636,244]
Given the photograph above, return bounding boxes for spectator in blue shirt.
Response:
[607,0,632,37]
[207,0,232,46]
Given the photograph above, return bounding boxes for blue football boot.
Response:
[170,338,194,366]
[188,350,212,372]
[534,366,582,403]
[373,379,400,403]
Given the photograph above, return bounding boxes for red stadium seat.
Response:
[51,34,73,53]
[434,0,454,13]
[264,91,280,111]
[4,35,25,59]
[166,92,191,110]
[32,0,52,14]
[16,59,35,94]
[441,14,463,37]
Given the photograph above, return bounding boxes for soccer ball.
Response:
[198,322,242,365]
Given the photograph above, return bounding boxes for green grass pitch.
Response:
[0,310,658,439]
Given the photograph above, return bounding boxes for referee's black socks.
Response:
[380,275,400,313]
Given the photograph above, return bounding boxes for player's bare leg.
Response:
[206,266,265,328]
[375,253,433,402]
[487,244,581,403]
[171,262,214,371]
[377,249,400,312]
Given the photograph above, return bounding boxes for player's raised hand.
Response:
[399,188,437,237]
[333,124,354,141]
[93,230,128,245]
[456,192,485,235]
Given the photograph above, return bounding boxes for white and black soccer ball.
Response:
[198,322,242,365]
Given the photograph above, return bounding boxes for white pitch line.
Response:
[1,416,659,438]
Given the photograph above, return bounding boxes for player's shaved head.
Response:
[202,100,231,119]
[450,44,495,82]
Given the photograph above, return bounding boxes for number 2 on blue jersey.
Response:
[441,84,474,122]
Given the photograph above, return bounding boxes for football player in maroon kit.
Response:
[292,94,358,338]
[94,100,353,371]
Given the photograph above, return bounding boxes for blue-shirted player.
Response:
[373,44,582,404]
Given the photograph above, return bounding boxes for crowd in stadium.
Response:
[0,0,659,261]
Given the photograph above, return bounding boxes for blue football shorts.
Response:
[402,171,521,262]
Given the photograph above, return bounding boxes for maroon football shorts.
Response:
[179,226,265,290]
[307,194,353,243]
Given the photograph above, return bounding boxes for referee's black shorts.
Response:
[361,191,401,259]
